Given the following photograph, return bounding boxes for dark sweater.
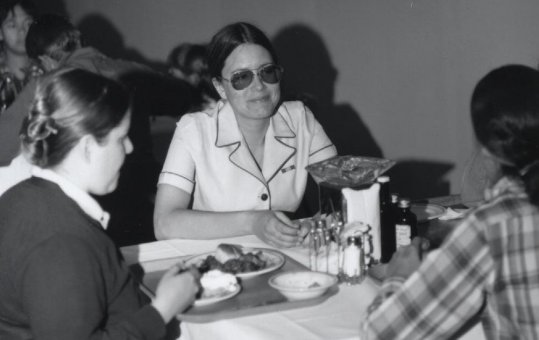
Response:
[0,177,166,340]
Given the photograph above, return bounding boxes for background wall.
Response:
[53,0,539,199]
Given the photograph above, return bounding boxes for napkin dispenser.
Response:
[306,155,396,265]
[342,184,381,264]
[316,182,381,264]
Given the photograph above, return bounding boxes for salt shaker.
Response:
[341,235,365,284]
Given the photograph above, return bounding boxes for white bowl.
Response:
[268,271,338,301]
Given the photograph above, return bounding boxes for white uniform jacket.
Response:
[158,100,337,212]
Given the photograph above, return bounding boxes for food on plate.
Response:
[306,155,396,188]
[199,269,239,299]
[308,282,321,288]
[215,243,244,263]
[198,244,267,274]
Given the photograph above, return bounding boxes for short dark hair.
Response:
[21,68,130,168]
[207,22,278,79]
[0,0,36,25]
[471,64,539,205]
[25,14,81,60]
[168,43,208,76]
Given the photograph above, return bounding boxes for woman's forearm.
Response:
[154,208,256,240]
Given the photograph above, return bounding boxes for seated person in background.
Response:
[168,42,220,111]
[0,14,195,245]
[0,0,41,113]
[0,68,199,339]
[363,65,539,339]
[154,22,337,247]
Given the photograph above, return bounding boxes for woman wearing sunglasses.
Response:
[154,22,337,247]
[0,68,199,339]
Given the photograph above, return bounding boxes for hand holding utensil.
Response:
[152,262,201,323]
[253,211,300,248]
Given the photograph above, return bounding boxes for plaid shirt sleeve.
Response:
[364,212,495,339]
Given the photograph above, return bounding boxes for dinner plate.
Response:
[195,284,241,307]
[411,203,446,223]
[184,248,285,279]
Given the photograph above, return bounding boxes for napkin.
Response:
[341,183,381,262]
[438,207,469,220]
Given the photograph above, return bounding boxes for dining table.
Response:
[121,201,487,340]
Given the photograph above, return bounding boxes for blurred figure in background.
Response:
[0,14,196,245]
[0,0,41,113]
[168,42,219,111]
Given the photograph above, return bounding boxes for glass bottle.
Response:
[308,225,319,271]
[395,198,417,249]
[390,193,400,211]
[377,176,395,263]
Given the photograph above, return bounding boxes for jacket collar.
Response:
[214,101,297,184]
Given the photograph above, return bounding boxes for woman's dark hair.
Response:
[168,42,219,105]
[0,0,37,25]
[471,64,539,206]
[168,43,208,76]
[20,68,130,168]
[207,22,279,79]
[26,14,81,60]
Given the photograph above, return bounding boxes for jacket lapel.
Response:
[263,106,297,183]
[215,101,266,185]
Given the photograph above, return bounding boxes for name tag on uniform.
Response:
[281,165,296,173]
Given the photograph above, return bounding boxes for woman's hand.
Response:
[385,237,430,281]
[252,211,302,248]
[151,264,200,323]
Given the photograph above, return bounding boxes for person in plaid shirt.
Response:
[364,64,539,339]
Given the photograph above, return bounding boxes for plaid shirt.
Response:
[0,52,42,113]
[364,176,539,339]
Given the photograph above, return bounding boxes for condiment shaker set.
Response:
[307,213,367,285]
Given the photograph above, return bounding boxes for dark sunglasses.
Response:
[220,64,284,90]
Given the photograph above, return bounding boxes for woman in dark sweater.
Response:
[0,68,199,339]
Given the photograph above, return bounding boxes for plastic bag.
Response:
[306,155,396,189]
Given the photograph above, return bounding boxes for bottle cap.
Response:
[376,176,390,183]
[347,235,361,246]
[398,198,411,208]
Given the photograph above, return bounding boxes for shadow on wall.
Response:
[76,13,198,119]
[272,24,384,218]
[387,159,453,199]
[36,0,69,17]
[272,24,383,158]
[273,24,453,202]
[77,13,167,73]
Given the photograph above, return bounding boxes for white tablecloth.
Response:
[121,236,485,340]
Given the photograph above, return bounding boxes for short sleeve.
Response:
[158,115,198,193]
[304,105,337,164]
